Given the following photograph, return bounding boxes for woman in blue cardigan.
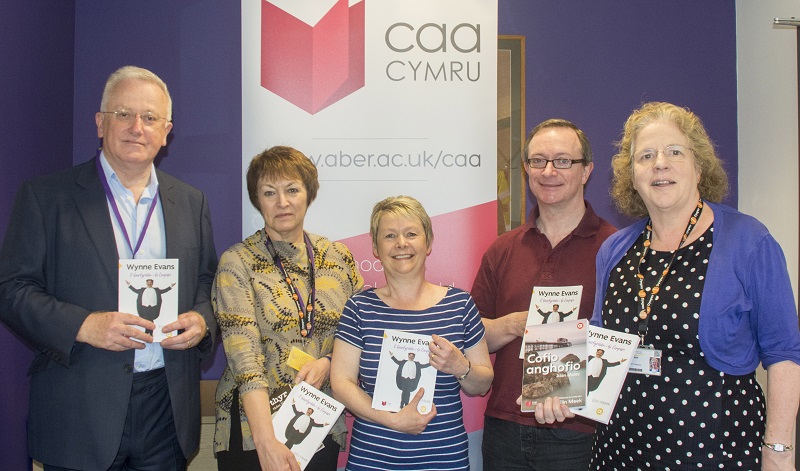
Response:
[586,102,800,470]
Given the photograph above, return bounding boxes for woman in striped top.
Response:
[331,196,494,470]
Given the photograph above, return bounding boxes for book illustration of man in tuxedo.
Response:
[284,399,328,450]
[535,304,576,324]
[127,279,175,335]
[390,351,431,408]
[587,348,627,392]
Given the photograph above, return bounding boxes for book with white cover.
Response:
[521,319,587,412]
[371,329,437,414]
[118,259,179,342]
[520,285,583,358]
[273,382,344,470]
[574,325,640,424]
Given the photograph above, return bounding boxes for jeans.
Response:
[482,416,593,471]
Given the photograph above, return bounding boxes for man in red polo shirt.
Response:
[473,118,616,471]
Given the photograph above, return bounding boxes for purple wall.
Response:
[1,1,738,468]
[73,1,244,267]
[500,1,738,227]
[1,3,75,470]
[72,2,244,378]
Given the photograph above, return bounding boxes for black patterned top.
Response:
[592,225,765,469]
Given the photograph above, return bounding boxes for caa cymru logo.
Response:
[261,0,365,114]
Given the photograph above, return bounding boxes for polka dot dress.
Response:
[591,225,765,470]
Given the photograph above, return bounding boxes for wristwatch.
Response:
[456,360,471,381]
[762,442,793,452]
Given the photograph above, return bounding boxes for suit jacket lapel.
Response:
[158,170,180,259]
[73,158,120,284]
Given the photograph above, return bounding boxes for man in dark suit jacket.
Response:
[0,66,218,471]
[390,352,430,408]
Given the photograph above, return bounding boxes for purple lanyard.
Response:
[265,232,317,338]
[95,149,160,258]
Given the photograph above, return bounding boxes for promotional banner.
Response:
[242,0,497,272]
[243,0,498,464]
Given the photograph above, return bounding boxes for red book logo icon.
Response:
[261,0,365,114]
[381,401,387,406]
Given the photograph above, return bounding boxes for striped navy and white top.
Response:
[335,287,485,470]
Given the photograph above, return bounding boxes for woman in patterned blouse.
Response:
[212,146,364,471]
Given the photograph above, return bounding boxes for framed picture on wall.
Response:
[498,35,526,234]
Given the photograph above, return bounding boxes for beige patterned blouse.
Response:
[212,229,363,453]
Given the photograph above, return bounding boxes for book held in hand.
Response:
[118,259,179,342]
[527,285,583,324]
[269,385,292,415]
[574,325,640,424]
[520,285,583,358]
[371,329,437,414]
[272,381,344,470]
[521,319,587,411]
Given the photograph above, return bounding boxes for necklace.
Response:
[265,232,316,338]
[635,199,704,342]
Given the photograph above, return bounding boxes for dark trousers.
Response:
[216,389,339,471]
[139,305,161,335]
[587,375,602,393]
[44,368,186,471]
[396,376,417,408]
[482,415,594,471]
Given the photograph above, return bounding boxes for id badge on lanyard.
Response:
[628,345,662,376]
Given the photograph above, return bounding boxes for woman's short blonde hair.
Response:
[370,196,433,249]
[611,102,729,217]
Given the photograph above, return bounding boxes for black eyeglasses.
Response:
[99,109,169,127]
[525,157,584,169]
